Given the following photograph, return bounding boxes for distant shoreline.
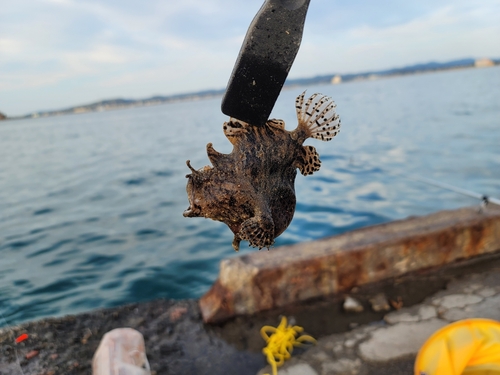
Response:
[3,57,498,121]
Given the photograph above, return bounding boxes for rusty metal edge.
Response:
[200,206,500,323]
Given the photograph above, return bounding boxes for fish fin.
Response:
[206,143,226,167]
[238,216,274,249]
[266,118,286,130]
[296,145,321,176]
[223,118,249,145]
[296,91,340,141]
[232,235,241,252]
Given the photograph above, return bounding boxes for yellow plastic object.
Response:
[414,319,500,375]
[260,316,317,375]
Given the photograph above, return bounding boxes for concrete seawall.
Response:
[200,205,500,323]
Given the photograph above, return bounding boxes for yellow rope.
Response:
[260,316,317,375]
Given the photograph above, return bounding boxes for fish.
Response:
[183,92,341,251]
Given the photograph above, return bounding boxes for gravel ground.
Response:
[0,299,264,375]
[2,252,500,375]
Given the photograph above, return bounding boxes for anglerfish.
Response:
[183,92,341,251]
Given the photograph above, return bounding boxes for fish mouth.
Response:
[184,194,202,216]
[183,204,201,217]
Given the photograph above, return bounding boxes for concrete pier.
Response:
[200,206,500,323]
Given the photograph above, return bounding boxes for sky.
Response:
[1,0,499,117]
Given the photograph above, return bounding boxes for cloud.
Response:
[1,0,499,116]
[0,43,143,92]
[0,38,25,56]
[289,1,500,77]
[63,45,137,67]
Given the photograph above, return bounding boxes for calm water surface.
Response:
[1,67,499,326]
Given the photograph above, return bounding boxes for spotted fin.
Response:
[266,118,286,130]
[238,216,274,250]
[296,145,321,176]
[223,118,249,145]
[296,92,340,141]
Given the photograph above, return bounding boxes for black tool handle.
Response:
[221,0,311,126]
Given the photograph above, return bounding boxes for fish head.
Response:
[183,160,216,218]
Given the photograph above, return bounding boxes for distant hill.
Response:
[15,57,498,120]
[285,58,479,87]
[23,89,226,120]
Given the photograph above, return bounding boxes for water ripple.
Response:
[77,234,108,244]
[33,208,54,215]
[121,211,148,218]
[135,229,165,239]
[78,254,124,268]
[1,67,499,326]
[25,275,98,295]
[2,235,46,250]
[124,177,147,186]
[27,239,73,258]
[153,170,173,177]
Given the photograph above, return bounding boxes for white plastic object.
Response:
[92,328,151,375]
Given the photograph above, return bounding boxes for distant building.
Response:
[331,75,342,84]
[0,112,6,120]
[474,58,494,68]
[73,107,89,114]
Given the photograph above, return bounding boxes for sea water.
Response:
[1,66,499,326]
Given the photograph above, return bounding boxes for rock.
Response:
[441,294,500,322]
[92,328,150,375]
[25,350,39,360]
[384,305,436,324]
[0,112,6,121]
[369,293,390,312]
[81,328,92,344]
[432,294,482,309]
[332,343,344,354]
[358,318,447,362]
[477,287,497,298]
[344,339,357,348]
[311,351,332,362]
[344,297,364,313]
[389,296,403,310]
[445,275,482,294]
[321,358,361,375]
[441,308,473,321]
[418,305,438,320]
[169,306,188,321]
[0,364,23,373]
[385,311,418,324]
[462,283,482,294]
[279,363,319,375]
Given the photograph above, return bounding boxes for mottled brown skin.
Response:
[183,92,340,251]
